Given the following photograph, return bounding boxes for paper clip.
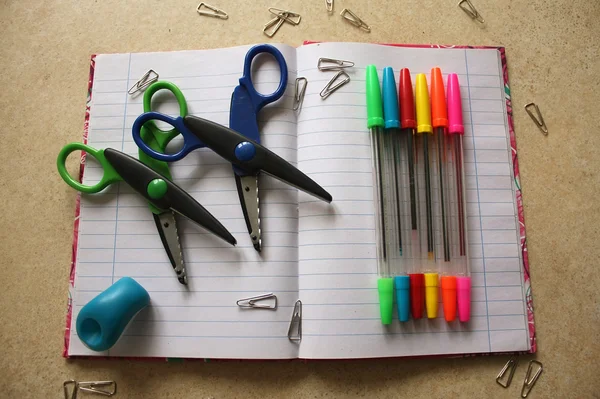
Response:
[128,70,159,96]
[320,70,350,99]
[340,8,371,32]
[293,77,307,111]
[268,7,301,25]
[263,14,286,37]
[196,2,228,19]
[521,360,543,398]
[326,0,334,13]
[63,380,78,399]
[317,57,355,71]
[496,357,519,388]
[524,103,548,136]
[237,293,278,309]
[287,300,302,342]
[78,381,117,396]
[458,0,485,23]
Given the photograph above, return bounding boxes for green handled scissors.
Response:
[57,83,237,284]
[136,81,194,284]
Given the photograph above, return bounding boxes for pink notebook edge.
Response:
[62,43,536,359]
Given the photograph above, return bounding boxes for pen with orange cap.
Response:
[447,73,471,322]
[413,73,439,319]
[431,67,454,321]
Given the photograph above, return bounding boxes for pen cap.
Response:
[394,276,410,322]
[430,67,448,128]
[447,73,464,135]
[382,67,400,129]
[456,276,471,322]
[424,273,439,319]
[441,276,457,322]
[409,273,425,319]
[377,278,394,325]
[399,68,416,129]
[366,65,384,129]
[76,277,150,352]
[415,74,432,134]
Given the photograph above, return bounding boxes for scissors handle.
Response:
[57,143,122,194]
[132,112,206,162]
[240,44,288,112]
[141,81,189,151]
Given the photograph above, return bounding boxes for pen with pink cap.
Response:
[447,73,471,322]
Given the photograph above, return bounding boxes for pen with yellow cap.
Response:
[366,65,393,325]
[414,73,439,319]
[431,67,455,321]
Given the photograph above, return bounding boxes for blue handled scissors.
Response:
[132,44,332,252]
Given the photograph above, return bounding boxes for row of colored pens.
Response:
[366,65,471,325]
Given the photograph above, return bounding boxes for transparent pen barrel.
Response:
[434,129,452,268]
[449,135,470,276]
[392,130,414,276]
[414,133,437,273]
[370,127,389,277]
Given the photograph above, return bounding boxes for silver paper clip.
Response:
[263,13,287,37]
[237,293,278,309]
[128,69,159,96]
[320,70,350,99]
[521,360,543,398]
[196,2,228,19]
[496,357,519,388]
[317,57,354,71]
[287,300,302,342]
[326,0,334,13]
[293,77,307,111]
[340,8,371,32]
[524,103,548,135]
[458,0,485,23]
[268,7,301,25]
[78,381,117,396]
[63,380,78,399]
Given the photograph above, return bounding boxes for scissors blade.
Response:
[235,175,261,251]
[182,116,333,203]
[153,212,186,285]
[103,148,237,246]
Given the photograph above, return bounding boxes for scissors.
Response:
[134,80,221,285]
[132,44,332,252]
[57,143,237,279]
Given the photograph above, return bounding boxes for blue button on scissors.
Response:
[132,45,332,252]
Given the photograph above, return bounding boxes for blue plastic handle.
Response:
[132,111,206,162]
[394,275,410,322]
[240,44,288,112]
[76,277,150,352]
[382,67,400,129]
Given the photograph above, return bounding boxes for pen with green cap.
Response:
[366,65,393,325]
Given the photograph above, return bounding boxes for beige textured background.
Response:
[1,0,599,397]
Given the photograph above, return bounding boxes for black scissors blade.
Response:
[182,116,333,203]
[103,148,237,246]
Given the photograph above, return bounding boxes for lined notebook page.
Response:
[69,44,302,359]
[295,43,529,359]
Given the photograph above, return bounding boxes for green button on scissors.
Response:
[57,82,237,284]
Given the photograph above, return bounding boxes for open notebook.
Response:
[64,42,536,359]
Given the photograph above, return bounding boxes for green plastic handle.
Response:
[366,65,384,129]
[57,143,122,194]
[138,81,188,213]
